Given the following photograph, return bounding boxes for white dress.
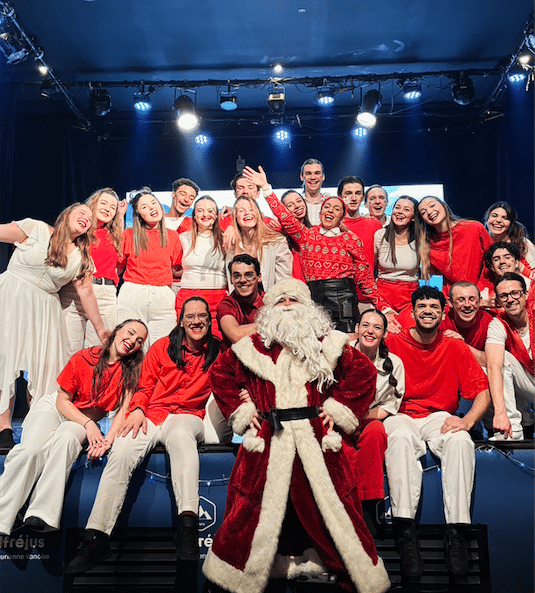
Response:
[0,219,82,413]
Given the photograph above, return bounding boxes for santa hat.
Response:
[263,278,312,309]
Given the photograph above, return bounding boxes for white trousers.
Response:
[0,393,86,534]
[60,282,118,358]
[502,351,535,429]
[86,414,204,536]
[383,412,475,524]
[117,282,177,348]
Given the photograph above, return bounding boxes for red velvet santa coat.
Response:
[203,331,390,593]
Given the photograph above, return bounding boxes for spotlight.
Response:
[220,88,238,111]
[315,88,335,107]
[38,64,48,75]
[40,79,56,98]
[268,87,285,114]
[195,134,210,146]
[508,72,526,84]
[273,127,290,144]
[89,87,112,116]
[356,89,382,128]
[134,91,152,112]
[174,95,199,130]
[352,126,368,138]
[402,80,422,100]
[452,73,475,105]
[273,64,283,74]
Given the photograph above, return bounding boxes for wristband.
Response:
[83,418,93,428]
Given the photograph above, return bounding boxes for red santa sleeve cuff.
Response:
[229,401,257,435]
[322,397,359,434]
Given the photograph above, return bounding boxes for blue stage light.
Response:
[273,127,290,144]
[352,126,368,138]
[195,134,210,146]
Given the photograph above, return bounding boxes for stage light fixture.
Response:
[38,63,48,75]
[5,46,28,64]
[273,64,283,74]
[134,91,152,112]
[40,79,56,98]
[352,126,368,138]
[273,127,290,144]
[268,87,285,114]
[508,72,526,84]
[526,33,535,54]
[195,134,210,146]
[89,87,112,116]
[315,88,335,106]
[452,73,475,105]
[174,95,199,131]
[356,89,382,128]
[402,80,422,100]
[220,87,238,111]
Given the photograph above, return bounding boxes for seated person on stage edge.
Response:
[65,297,227,574]
[384,286,490,578]
[485,272,535,441]
[0,320,148,536]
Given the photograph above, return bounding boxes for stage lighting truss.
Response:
[40,78,57,98]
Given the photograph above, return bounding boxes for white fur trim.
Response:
[232,337,277,383]
[242,428,265,453]
[229,401,257,435]
[321,430,342,452]
[322,397,359,434]
[271,548,326,579]
[320,330,349,370]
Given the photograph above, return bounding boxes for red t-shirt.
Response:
[91,228,120,285]
[386,329,488,418]
[440,308,493,352]
[216,290,265,348]
[120,227,181,286]
[343,217,382,302]
[128,337,213,425]
[429,221,493,294]
[57,347,123,412]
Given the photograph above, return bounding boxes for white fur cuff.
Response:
[322,430,342,452]
[322,397,359,434]
[229,401,257,435]
[242,428,265,452]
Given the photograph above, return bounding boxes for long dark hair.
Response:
[359,309,400,398]
[484,201,530,258]
[89,318,148,409]
[381,196,423,266]
[130,188,169,256]
[167,296,220,371]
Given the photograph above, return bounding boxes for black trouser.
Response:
[308,277,358,333]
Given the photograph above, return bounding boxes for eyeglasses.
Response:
[183,313,209,322]
[231,272,257,281]
[496,289,525,303]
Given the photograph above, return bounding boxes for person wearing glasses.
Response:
[217,254,264,349]
[485,272,535,440]
[65,297,221,573]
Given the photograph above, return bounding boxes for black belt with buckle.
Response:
[259,406,320,432]
[92,277,115,286]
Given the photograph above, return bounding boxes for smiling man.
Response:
[217,254,264,348]
[164,177,199,233]
[365,185,390,226]
[384,286,490,578]
[300,158,326,225]
[66,297,221,573]
[485,272,535,440]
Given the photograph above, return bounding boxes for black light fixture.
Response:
[89,87,112,116]
[452,72,475,105]
[40,78,56,98]
[268,86,285,114]
[402,80,422,100]
[220,86,238,111]
[356,89,382,128]
[174,94,199,130]
[315,88,335,106]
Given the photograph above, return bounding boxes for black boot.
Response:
[394,518,424,578]
[65,529,110,574]
[175,514,200,562]
[444,523,469,576]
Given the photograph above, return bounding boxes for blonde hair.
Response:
[85,188,123,253]
[45,203,93,279]
[232,197,284,263]
[189,195,225,257]
[130,189,168,257]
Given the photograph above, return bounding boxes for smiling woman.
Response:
[0,204,110,448]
